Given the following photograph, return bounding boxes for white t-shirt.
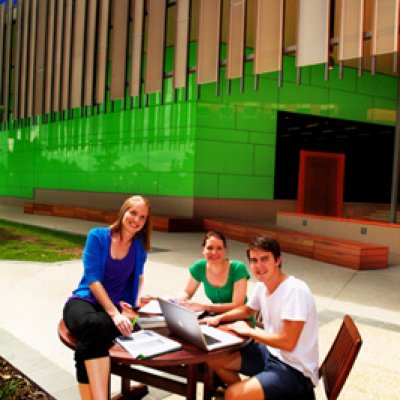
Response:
[248,276,319,385]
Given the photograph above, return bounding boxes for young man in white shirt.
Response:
[204,235,318,400]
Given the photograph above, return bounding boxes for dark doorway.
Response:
[274,111,395,203]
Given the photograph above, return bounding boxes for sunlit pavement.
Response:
[0,204,399,399]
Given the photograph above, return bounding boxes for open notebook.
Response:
[115,329,182,359]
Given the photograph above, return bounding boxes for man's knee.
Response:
[226,380,265,400]
[207,357,223,370]
[225,384,241,400]
[208,351,241,371]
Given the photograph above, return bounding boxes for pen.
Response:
[131,314,139,329]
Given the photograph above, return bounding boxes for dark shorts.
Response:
[63,298,120,383]
[240,342,315,400]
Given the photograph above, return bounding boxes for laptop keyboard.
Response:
[203,333,221,345]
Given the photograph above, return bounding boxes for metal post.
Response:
[390,75,400,223]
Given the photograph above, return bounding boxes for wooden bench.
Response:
[204,219,388,270]
[23,203,389,269]
[23,203,203,233]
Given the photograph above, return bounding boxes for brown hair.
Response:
[201,231,227,248]
[109,195,152,251]
[246,235,282,268]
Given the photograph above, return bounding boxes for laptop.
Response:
[158,298,244,351]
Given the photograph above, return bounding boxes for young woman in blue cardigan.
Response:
[63,195,152,399]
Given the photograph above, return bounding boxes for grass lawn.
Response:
[0,219,85,262]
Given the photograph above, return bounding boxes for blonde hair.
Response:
[109,195,152,251]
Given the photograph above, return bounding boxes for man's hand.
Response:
[227,320,253,336]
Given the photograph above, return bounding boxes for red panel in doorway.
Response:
[297,151,345,217]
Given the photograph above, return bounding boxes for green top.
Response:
[189,259,250,304]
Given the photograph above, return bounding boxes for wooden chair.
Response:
[319,315,362,400]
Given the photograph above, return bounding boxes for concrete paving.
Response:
[0,204,399,399]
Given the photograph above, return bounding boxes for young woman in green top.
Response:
[176,231,250,315]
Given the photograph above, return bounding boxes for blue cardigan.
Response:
[72,227,147,307]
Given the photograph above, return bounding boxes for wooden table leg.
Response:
[202,363,214,400]
[185,364,198,400]
[110,376,149,400]
[121,377,131,394]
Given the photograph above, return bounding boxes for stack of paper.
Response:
[138,316,166,328]
[115,330,181,359]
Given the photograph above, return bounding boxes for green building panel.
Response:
[158,172,195,196]
[356,72,397,99]
[328,90,374,122]
[309,64,358,92]
[278,82,330,116]
[0,46,397,203]
[193,173,219,197]
[195,141,253,175]
[254,146,276,175]
[219,175,275,199]
[196,126,249,143]
[249,132,276,146]
[236,106,277,133]
[196,103,236,129]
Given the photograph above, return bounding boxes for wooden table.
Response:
[58,318,247,400]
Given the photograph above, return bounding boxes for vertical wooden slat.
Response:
[34,0,48,117]
[226,0,246,80]
[44,0,56,114]
[27,0,37,118]
[145,0,167,94]
[3,0,13,122]
[372,0,399,56]
[96,0,110,104]
[0,4,4,106]
[19,0,31,118]
[70,0,87,108]
[52,0,64,112]
[61,0,73,111]
[13,0,23,120]
[83,0,97,106]
[296,0,330,67]
[174,0,190,89]
[129,0,144,97]
[197,0,222,85]
[338,0,364,61]
[110,0,129,100]
[254,0,284,74]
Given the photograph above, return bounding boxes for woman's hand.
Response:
[200,315,221,326]
[227,320,253,336]
[112,313,133,336]
[139,295,156,307]
[181,300,205,312]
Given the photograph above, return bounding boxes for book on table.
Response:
[115,330,182,359]
[137,316,166,328]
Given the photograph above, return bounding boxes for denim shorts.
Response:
[240,342,315,400]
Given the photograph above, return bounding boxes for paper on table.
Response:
[139,298,205,317]
[115,330,181,358]
[138,299,163,314]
